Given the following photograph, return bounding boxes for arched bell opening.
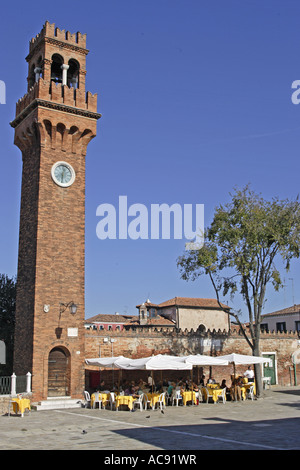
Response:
[67,59,80,88]
[51,54,64,84]
[48,346,71,397]
[28,64,36,89]
[27,56,43,90]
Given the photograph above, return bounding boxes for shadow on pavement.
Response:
[112,416,300,450]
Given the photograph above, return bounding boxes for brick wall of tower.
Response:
[12,22,100,402]
[13,125,40,376]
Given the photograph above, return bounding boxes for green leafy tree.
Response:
[177,186,300,397]
[0,274,16,374]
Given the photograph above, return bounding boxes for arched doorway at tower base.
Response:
[48,346,71,397]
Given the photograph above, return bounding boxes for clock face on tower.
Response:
[51,161,76,187]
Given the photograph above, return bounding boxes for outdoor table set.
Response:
[91,391,166,411]
[239,380,256,400]
[203,384,225,403]
[8,395,31,417]
[182,390,196,406]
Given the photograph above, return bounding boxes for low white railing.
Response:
[0,372,32,396]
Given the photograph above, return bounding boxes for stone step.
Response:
[32,397,83,411]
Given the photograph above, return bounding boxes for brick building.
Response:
[11,22,100,402]
[85,314,136,332]
[85,297,230,332]
[156,297,230,331]
[261,304,300,333]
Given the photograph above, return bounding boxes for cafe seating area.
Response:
[84,352,270,412]
[86,376,257,412]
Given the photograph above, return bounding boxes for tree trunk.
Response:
[253,340,263,398]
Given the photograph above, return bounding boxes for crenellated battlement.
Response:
[84,324,300,339]
[29,21,87,54]
[85,325,230,337]
[12,79,99,127]
[229,327,299,338]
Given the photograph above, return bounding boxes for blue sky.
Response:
[1,0,300,321]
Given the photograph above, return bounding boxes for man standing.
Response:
[244,366,254,382]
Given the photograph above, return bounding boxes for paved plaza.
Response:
[0,386,299,452]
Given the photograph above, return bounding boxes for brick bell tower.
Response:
[10,22,101,402]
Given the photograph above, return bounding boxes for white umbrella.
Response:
[116,354,193,371]
[218,353,271,366]
[85,356,131,367]
[85,356,132,391]
[117,354,193,396]
[218,353,271,399]
[184,354,229,366]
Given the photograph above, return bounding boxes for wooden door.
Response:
[48,347,70,397]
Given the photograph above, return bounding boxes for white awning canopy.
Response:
[217,353,271,365]
[115,354,193,370]
[85,356,131,368]
[184,354,229,366]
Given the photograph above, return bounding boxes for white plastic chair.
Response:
[197,389,203,403]
[172,390,182,406]
[108,392,117,410]
[155,392,166,411]
[216,388,226,404]
[142,393,151,410]
[92,392,103,409]
[203,387,214,403]
[247,385,255,401]
[133,393,144,412]
[83,391,91,408]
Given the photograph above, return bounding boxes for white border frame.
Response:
[51,161,76,188]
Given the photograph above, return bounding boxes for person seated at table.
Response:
[138,378,146,389]
[220,379,227,389]
[99,380,106,391]
[134,384,142,395]
[155,381,163,392]
[220,379,231,400]
[190,382,199,404]
[167,382,175,396]
[175,380,184,390]
[207,377,216,385]
[185,379,191,390]
[199,375,205,386]
[244,366,255,382]
[124,383,132,395]
[131,387,140,399]
[230,376,242,401]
